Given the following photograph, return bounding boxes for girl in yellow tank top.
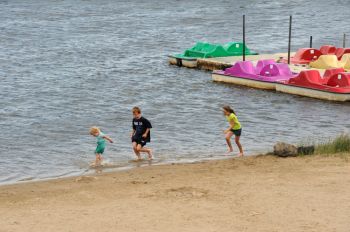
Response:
[222,105,244,156]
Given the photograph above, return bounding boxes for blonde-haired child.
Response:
[90,126,113,166]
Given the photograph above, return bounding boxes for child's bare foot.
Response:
[90,162,101,167]
[225,148,234,155]
[237,153,244,157]
[147,150,153,160]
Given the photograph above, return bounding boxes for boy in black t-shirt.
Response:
[131,107,153,160]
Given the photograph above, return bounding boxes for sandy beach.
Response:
[1,154,350,232]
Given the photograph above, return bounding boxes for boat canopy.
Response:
[327,73,350,87]
[318,45,350,60]
[309,55,343,69]
[183,42,227,58]
[289,70,325,86]
[323,68,345,80]
[315,45,350,60]
[172,42,258,59]
[290,48,322,64]
[320,45,336,55]
[335,48,350,60]
[288,69,350,90]
[340,54,350,69]
[223,42,258,56]
[223,60,293,80]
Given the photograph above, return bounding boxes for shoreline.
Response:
[0,153,248,187]
[1,154,350,231]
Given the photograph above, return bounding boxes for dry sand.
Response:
[1,154,350,232]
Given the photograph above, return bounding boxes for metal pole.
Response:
[287,15,292,65]
[243,15,246,61]
[309,36,313,48]
[343,33,346,48]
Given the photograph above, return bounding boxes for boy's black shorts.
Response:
[132,136,147,147]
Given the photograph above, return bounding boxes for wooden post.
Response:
[243,15,246,61]
[287,15,292,65]
[309,36,313,48]
[343,33,346,48]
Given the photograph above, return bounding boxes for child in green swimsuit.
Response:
[90,126,113,166]
[222,106,244,156]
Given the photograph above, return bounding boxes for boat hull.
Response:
[276,83,350,101]
[211,73,276,90]
[168,56,197,68]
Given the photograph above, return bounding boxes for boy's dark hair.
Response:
[223,105,236,115]
[132,106,141,114]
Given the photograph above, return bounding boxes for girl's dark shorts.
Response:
[230,128,242,136]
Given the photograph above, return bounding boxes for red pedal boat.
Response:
[276,68,350,101]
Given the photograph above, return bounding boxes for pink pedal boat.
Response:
[212,59,296,90]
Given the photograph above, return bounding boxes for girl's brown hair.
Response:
[223,105,236,115]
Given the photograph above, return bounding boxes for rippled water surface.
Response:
[1,0,350,184]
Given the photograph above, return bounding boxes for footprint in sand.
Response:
[164,187,209,199]
[75,176,98,183]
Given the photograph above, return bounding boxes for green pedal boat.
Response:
[168,42,258,68]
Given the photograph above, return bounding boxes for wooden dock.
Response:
[169,53,295,70]
[169,52,329,75]
[168,53,291,70]
[196,53,294,70]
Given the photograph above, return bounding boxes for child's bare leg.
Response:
[235,136,244,156]
[142,147,153,160]
[136,144,153,160]
[95,154,99,165]
[132,142,141,160]
[146,148,153,160]
[225,131,234,153]
[95,154,102,166]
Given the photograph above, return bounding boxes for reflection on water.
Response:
[0,0,350,184]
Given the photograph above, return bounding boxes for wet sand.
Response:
[1,154,350,232]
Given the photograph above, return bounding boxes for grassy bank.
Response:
[314,134,350,157]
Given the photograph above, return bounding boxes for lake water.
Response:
[1,0,350,184]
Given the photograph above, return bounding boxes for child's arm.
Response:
[224,120,235,134]
[142,128,150,138]
[103,135,114,143]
